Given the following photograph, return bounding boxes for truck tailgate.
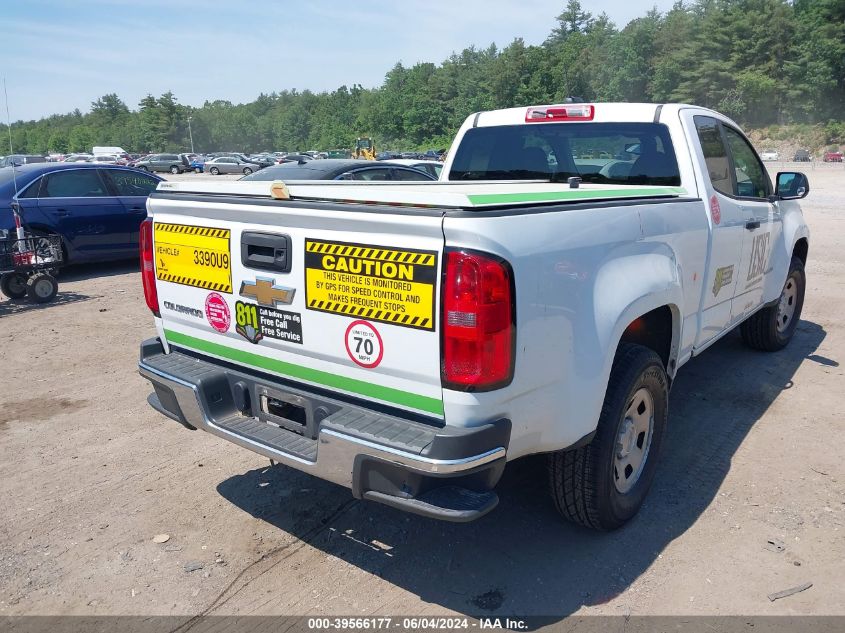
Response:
[150,195,445,418]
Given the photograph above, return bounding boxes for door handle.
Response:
[55,209,70,217]
[745,220,760,230]
[241,231,292,273]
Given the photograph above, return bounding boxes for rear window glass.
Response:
[449,122,681,186]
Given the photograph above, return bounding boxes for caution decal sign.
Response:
[154,223,232,293]
[304,239,437,330]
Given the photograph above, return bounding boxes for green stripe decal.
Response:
[163,329,444,416]
[466,187,687,206]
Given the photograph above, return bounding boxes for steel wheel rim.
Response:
[776,276,798,333]
[34,278,53,298]
[614,387,655,494]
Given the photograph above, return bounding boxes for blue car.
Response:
[0,163,163,263]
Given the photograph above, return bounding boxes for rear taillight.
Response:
[139,218,159,315]
[442,250,514,390]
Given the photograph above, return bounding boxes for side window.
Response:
[723,126,770,199]
[105,170,159,196]
[694,116,732,196]
[344,168,391,181]
[17,178,42,199]
[391,167,433,181]
[42,170,109,197]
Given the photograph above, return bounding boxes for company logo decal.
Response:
[239,278,296,307]
[712,265,734,297]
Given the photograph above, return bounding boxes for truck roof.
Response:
[469,102,725,127]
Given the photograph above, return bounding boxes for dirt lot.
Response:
[1,164,844,620]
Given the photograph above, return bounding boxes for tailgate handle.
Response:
[241,232,292,273]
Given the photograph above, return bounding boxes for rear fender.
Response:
[594,253,683,377]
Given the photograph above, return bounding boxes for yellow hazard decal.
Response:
[304,239,437,330]
[154,223,232,293]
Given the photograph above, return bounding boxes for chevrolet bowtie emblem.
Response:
[239,278,296,307]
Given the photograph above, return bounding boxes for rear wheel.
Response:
[170,165,180,175]
[209,167,220,175]
[1,272,28,299]
[25,272,58,303]
[740,256,805,351]
[242,167,253,175]
[548,343,668,530]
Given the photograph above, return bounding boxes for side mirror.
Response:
[774,171,809,200]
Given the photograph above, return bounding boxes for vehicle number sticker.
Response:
[155,223,232,293]
[345,320,383,368]
[304,239,437,330]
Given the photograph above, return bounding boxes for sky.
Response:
[2,0,677,122]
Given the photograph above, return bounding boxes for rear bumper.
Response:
[138,338,510,522]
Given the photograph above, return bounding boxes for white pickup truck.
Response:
[139,102,810,530]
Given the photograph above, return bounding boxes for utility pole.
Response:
[187,116,195,154]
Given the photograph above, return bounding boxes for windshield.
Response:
[449,122,681,186]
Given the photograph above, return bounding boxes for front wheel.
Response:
[740,256,805,351]
[26,272,58,303]
[548,343,669,530]
[209,167,220,175]
[1,272,28,299]
[242,167,253,175]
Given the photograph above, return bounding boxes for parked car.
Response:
[205,156,262,175]
[760,149,779,161]
[279,153,314,164]
[240,158,438,182]
[822,149,843,163]
[0,154,47,168]
[63,153,94,163]
[0,163,163,263]
[134,153,192,174]
[423,149,446,161]
[383,158,443,179]
[89,155,120,164]
[793,149,812,162]
[244,155,276,169]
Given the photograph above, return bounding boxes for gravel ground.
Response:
[1,163,844,619]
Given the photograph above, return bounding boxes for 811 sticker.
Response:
[345,320,383,368]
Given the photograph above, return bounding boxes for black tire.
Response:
[740,256,805,352]
[170,165,181,175]
[548,343,669,530]
[25,272,58,303]
[1,272,28,299]
[242,167,253,175]
[138,165,149,171]
[209,167,220,175]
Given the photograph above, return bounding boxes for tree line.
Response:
[3,0,843,155]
